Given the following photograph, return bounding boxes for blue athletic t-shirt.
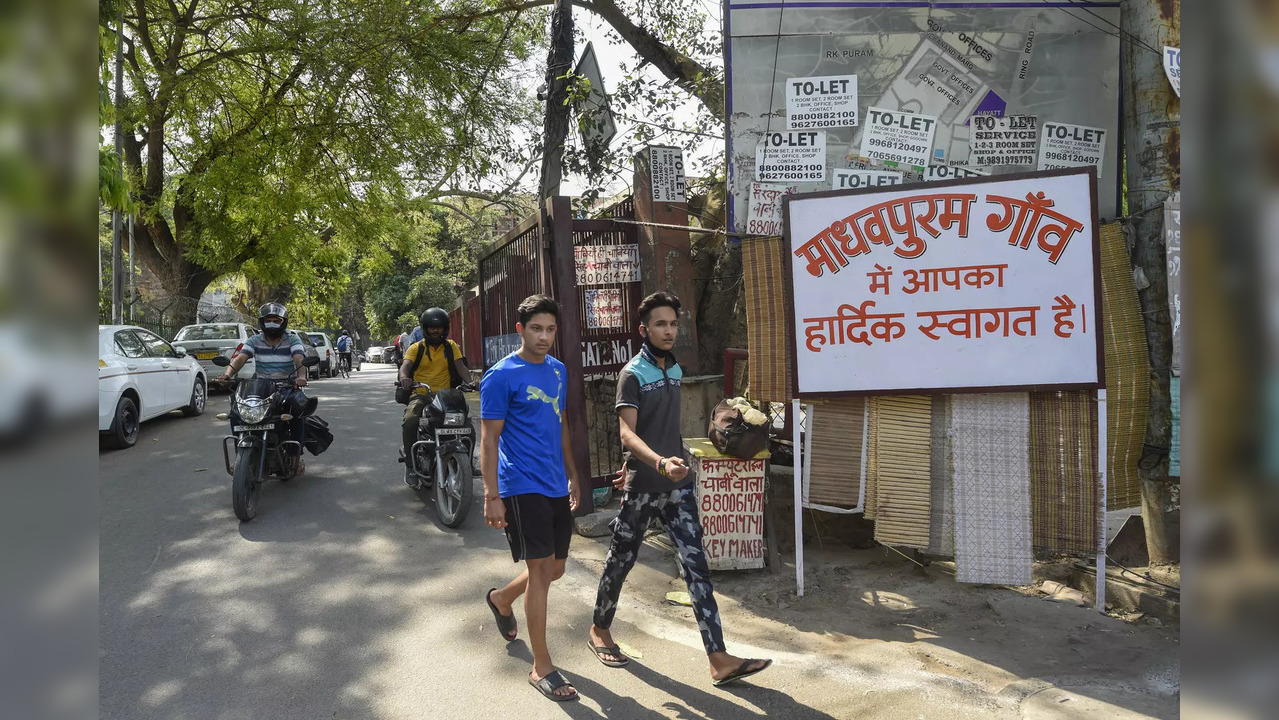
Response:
[480,352,569,498]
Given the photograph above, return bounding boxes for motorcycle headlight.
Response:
[444,412,466,426]
[237,397,269,425]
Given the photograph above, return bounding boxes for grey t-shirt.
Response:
[616,346,690,493]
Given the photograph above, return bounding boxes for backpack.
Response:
[394,340,464,404]
[708,399,770,459]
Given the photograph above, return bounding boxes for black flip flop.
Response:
[485,588,517,641]
[712,658,773,687]
[586,640,630,667]
[528,670,579,702]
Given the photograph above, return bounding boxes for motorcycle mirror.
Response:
[211,356,231,367]
[303,355,321,368]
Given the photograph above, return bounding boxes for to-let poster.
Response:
[969,114,1039,166]
[833,169,902,190]
[859,107,938,168]
[575,245,641,286]
[1163,47,1180,98]
[649,146,687,203]
[1037,121,1107,172]
[924,164,988,182]
[746,182,800,236]
[755,131,826,182]
[786,74,859,129]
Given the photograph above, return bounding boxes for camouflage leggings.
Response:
[593,486,726,654]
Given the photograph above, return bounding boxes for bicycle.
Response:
[337,353,352,379]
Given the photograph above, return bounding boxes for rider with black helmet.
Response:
[217,302,311,475]
[398,308,472,483]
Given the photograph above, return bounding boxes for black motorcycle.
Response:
[398,381,476,527]
[213,354,327,521]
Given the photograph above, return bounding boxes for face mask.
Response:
[263,322,284,338]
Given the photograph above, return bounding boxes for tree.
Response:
[108,0,546,312]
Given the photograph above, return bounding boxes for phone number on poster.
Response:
[866,137,928,154]
[1043,151,1100,164]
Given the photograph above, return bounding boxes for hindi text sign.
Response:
[746,182,800,236]
[575,245,641,286]
[584,288,625,330]
[686,439,767,571]
[783,167,1103,395]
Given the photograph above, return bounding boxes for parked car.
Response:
[172,322,256,389]
[290,330,323,380]
[305,332,337,377]
[99,325,207,449]
[366,345,384,363]
[0,323,93,442]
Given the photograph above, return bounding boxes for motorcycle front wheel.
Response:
[232,444,262,522]
[434,451,473,528]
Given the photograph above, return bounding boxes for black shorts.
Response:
[503,493,573,563]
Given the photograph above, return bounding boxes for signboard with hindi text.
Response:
[783,167,1103,396]
[684,438,767,571]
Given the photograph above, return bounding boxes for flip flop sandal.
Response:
[586,640,630,667]
[485,589,517,641]
[529,670,579,702]
[712,658,773,687]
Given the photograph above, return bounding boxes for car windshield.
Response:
[307,333,325,345]
[176,325,239,341]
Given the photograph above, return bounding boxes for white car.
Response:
[366,345,384,363]
[304,332,337,378]
[172,322,256,387]
[99,325,207,449]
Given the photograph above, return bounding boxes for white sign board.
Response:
[690,451,766,571]
[834,169,902,190]
[1165,192,1181,375]
[969,114,1039,166]
[784,168,1103,395]
[745,182,799,236]
[756,131,826,182]
[649,146,686,203]
[786,74,858,129]
[575,245,641,286]
[584,288,625,329]
[924,164,988,182]
[1037,121,1107,172]
[1163,47,1180,98]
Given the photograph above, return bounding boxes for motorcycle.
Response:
[397,381,476,527]
[213,354,325,521]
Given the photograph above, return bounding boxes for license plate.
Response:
[436,427,469,436]
[233,423,275,432]
[195,351,219,360]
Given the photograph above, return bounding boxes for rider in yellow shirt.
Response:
[399,308,472,481]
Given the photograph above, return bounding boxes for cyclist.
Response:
[336,330,354,376]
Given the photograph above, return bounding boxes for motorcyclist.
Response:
[336,329,354,374]
[217,302,310,475]
[398,308,473,485]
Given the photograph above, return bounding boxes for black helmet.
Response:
[257,302,289,339]
[419,307,450,346]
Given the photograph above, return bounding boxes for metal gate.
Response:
[478,197,642,500]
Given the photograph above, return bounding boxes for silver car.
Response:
[172,323,256,388]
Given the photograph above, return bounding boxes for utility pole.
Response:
[1121,0,1180,564]
[111,6,125,324]
[538,0,574,201]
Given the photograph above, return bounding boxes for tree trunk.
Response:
[539,0,574,200]
[1121,0,1180,564]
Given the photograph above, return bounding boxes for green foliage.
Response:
[107,0,547,303]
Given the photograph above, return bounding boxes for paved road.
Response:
[99,364,830,720]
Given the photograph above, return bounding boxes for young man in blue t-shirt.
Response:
[479,294,583,703]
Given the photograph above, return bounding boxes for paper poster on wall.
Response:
[859,107,938,168]
[1165,192,1181,375]
[575,245,641,285]
[833,169,903,190]
[1037,121,1107,172]
[746,182,800,236]
[969,114,1039,166]
[755,131,826,182]
[1163,47,1181,98]
[584,288,625,329]
[649,146,687,202]
[786,75,859,129]
[784,167,1102,395]
[924,164,988,182]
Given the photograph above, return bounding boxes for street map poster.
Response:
[783,167,1103,396]
[727,0,1122,237]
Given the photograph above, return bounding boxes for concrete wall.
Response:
[680,374,725,443]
